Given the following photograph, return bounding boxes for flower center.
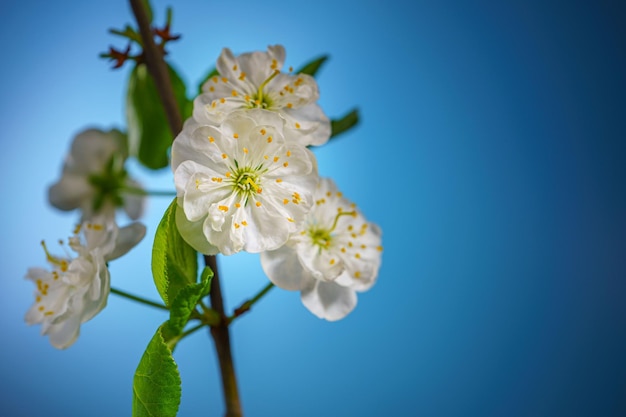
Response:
[307,210,356,250]
[248,69,279,109]
[87,154,128,211]
[231,166,262,202]
[41,240,69,272]
[309,227,333,249]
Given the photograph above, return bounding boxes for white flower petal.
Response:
[68,128,126,173]
[300,278,357,321]
[282,104,331,147]
[48,175,93,211]
[260,244,307,291]
[108,222,146,261]
[175,203,220,255]
[46,314,81,349]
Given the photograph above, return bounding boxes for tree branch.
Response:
[129,1,240,416]
[206,255,242,417]
[129,0,182,135]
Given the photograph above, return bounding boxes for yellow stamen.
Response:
[246,177,260,192]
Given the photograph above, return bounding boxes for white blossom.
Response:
[25,218,146,349]
[194,45,331,147]
[261,178,382,321]
[172,110,319,255]
[48,128,145,222]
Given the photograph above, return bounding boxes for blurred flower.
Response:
[25,217,146,349]
[194,44,331,147]
[172,110,319,255]
[261,178,382,321]
[48,128,145,222]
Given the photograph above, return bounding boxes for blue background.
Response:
[1,1,625,416]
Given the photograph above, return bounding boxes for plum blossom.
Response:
[25,218,146,349]
[261,178,383,321]
[194,45,331,147]
[48,127,145,222]
[172,110,319,255]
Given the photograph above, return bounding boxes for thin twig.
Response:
[228,282,274,324]
[110,287,169,311]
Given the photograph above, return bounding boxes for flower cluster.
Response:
[26,128,147,348]
[26,218,146,348]
[173,45,383,320]
[48,127,145,223]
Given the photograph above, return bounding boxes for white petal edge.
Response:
[260,244,307,291]
[300,278,357,321]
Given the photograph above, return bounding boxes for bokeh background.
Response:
[1,0,625,416]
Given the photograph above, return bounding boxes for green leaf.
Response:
[126,62,191,170]
[152,198,198,306]
[330,108,359,138]
[296,55,329,77]
[163,267,213,342]
[196,67,219,96]
[132,324,181,417]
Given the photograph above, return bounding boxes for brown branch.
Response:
[128,1,241,416]
[206,255,242,417]
[129,0,182,135]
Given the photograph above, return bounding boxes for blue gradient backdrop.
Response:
[1,1,625,416]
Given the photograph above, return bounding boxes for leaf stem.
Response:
[110,287,169,311]
[228,283,274,324]
[180,322,206,340]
